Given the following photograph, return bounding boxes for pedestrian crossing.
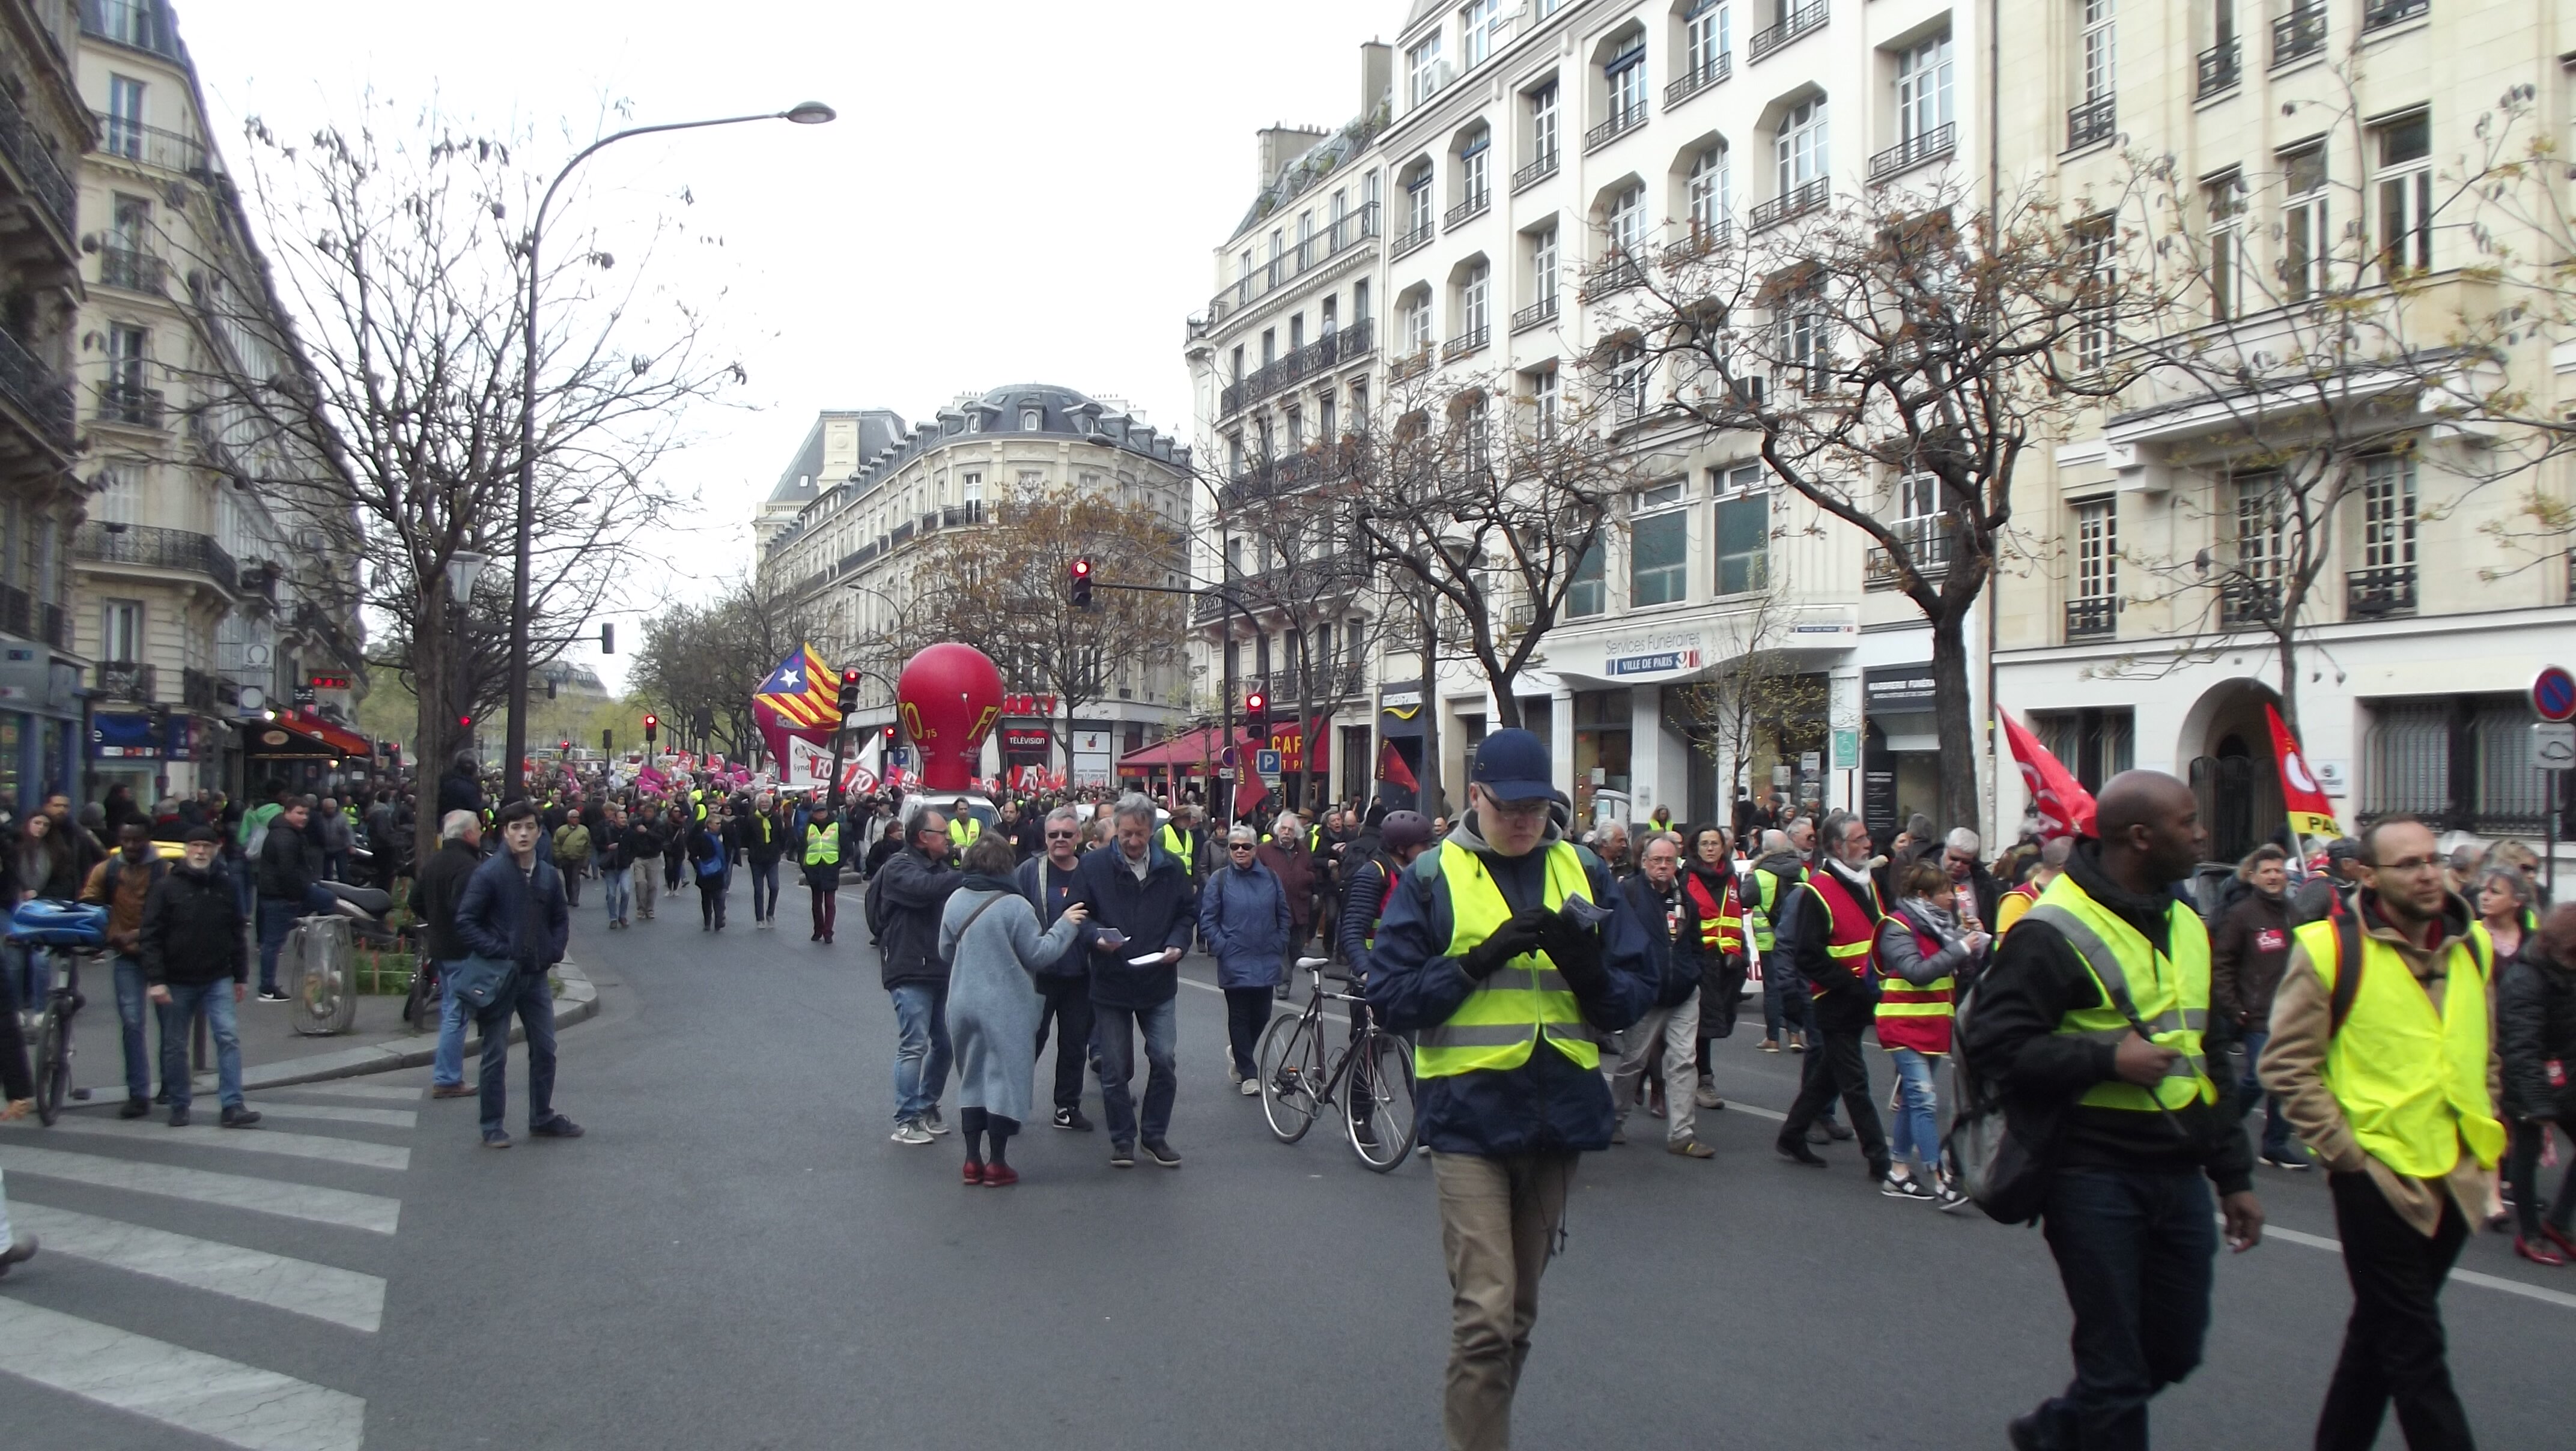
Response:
[0,1078,424,1450]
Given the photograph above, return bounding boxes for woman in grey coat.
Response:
[940,834,1086,1185]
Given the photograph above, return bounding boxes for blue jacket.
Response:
[1071,843,1197,1009]
[454,851,569,969]
[1199,858,1290,989]
[1365,816,1654,1157]
[1013,854,1092,979]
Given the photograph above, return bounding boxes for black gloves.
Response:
[1460,905,1555,980]
[1542,914,1609,997]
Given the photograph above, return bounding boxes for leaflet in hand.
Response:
[1127,951,1167,966]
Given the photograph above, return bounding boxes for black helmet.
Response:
[1381,810,1432,855]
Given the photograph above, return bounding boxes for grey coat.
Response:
[940,884,1083,1123]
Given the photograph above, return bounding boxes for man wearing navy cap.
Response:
[1368,728,1654,1451]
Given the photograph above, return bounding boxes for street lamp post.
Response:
[504,101,835,802]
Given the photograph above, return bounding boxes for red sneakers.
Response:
[2513,1235,2566,1268]
[961,1161,983,1186]
[980,1163,1020,1187]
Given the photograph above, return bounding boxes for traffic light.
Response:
[881,726,895,745]
[602,729,613,753]
[643,712,659,747]
[558,739,571,753]
[600,623,615,654]
[457,713,472,731]
[1069,557,1093,608]
[1244,690,1267,736]
[836,668,861,718]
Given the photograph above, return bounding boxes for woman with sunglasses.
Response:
[1202,823,1291,1094]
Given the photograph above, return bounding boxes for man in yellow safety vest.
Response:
[1365,729,1653,1451]
[2260,813,2498,1450]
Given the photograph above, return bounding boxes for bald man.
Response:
[1964,771,2263,1451]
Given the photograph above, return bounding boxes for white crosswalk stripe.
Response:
[0,1081,430,1448]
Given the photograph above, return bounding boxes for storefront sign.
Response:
[1862,664,1937,713]
[1001,727,1052,751]
[1832,728,1860,771]
[1609,649,1703,677]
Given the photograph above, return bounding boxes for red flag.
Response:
[1378,739,1418,790]
[2264,703,2344,841]
[2002,712,2098,840]
[1233,768,1268,821]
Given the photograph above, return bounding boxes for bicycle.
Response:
[1256,955,1417,1172]
[12,938,100,1127]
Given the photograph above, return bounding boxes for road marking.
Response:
[246,1103,418,1130]
[1179,974,1352,1025]
[270,1083,422,1103]
[20,1120,409,1172]
[0,1145,401,1234]
[0,1297,364,1451]
[4,1201,384,1331]
[2253,1220,2576,1311]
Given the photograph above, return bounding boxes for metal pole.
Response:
[1218,530,1237,831]
[2548,767,2561,902]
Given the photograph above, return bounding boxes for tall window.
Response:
[2232,472,2285,589]
[102,600,143,664]
[1408,34,1446,106]
[2080,0,2115,101]
[2374,111,2432,281]
[1607,342,1651,419]
[1529,81,1560,165]
[1776,96,1827,194]
[106,323,148,407]
[2280,145,2329,302]
[1460,261,1490,338]
[1630,482,1690,607]
[1405,165,1434,237]
[1606,38,1647,128]
[94,461,140,526]
[1530,363,1560,437]
[1776,280,1828,386]
[105,75,145,160]
[1715,464,1769,595]
[2074,214,2116,372]
[2360,454,2417,573]
[1569,539,1606,616]
[1684,1,1728,82]
[1403,295,1433,356]
[1459,128,1491,208]
[1606,184,1645,255]
[1353,278,1372,328]
[2205,171,2247,321]
[1460,0,1501,65]
[2073,498,2117,599]
[1896,34,1954,143]
[1896,473,1948,566]
[1530,224,1559,304]
[1687,146,1730,241]
[1319,392,1337,440]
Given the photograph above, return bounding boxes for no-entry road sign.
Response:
[2534,666,2576,724]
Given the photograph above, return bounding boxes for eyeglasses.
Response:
[1045,830,1077,840]
[1229,843,1257,852]
[1484,797,1551,822]
[2372,855,2444,875]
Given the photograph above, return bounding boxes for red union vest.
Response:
[1802,867,1882,995]
[1683,869,1740,956]
[1875,913,1955,1055]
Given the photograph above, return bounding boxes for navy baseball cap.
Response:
[1470,729,1557,802]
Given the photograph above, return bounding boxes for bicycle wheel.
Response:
[1256,1011,1322,1144]
[1346,1032,1418,1172]
[34,1004,69,1125]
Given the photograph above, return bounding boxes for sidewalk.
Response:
[56,960,600,1098]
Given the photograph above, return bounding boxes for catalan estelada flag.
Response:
[753,643,842,739]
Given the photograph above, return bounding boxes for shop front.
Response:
[238,713,374,799]
[1376,682,1424,811]
[0,641,84,814]
[1862,663,1942,834]
[87,710,211,806]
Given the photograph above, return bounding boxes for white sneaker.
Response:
[889,1119,934,1146]
[919,1107,951,1136]
[1239,1077,1260,1097]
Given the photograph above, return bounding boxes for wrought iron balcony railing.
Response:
[98,245,166,294]
[2272,5,2326,67]
[1390,218,1434,261]
[2346,565,2417,618]
[0,324,75,452]
[1749,179,1829,232]
[2066,95,2116,152]
[1748,3,1828,62]
[0,82,77,238]
[96,381,165,428]
[1221,319,1375,417]
[1205,203,1380,325]
[91,112,209,174]
[2362,0,2427,32]
[1510,295,1560,333]
[1584,105,1647,154]
[96,661,157,703]
[2064,596,2118,641]
[1444,324,1490,360]
[1665,54,1731,108]
[2196,38,2241,97]
[74,522,240,589]
[1868,124,1954,183]
[1511,148,1558,193]
[1445,189,1490,231]
[2219,579,2279,626]
[1578,253,1645,301]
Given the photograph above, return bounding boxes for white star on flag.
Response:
[779,669,799,688]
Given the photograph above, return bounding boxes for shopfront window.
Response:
[1572,688,1632,826]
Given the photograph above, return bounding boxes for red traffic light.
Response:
[643,713,658,730]
[558,739,571,751]
[1071,558,1092,577]
[881,726,895,741]
[843,668,860,682]
[457,714,472,729]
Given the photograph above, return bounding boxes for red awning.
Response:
[301,715,371,757]
[1117,725,1248,771]
[242,713,371,761]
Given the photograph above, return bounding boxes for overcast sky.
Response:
[178,0,1396,688]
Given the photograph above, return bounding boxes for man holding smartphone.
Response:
[1367,729,1653,1451]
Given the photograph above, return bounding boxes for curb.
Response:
[190,960,601,1092]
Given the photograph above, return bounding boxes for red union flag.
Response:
[2265,703,2344,841]
[2002,712,2098,840]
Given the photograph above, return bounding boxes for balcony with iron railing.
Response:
[2346,564,2417,618]
[2271,5,2325,67]
[1864,523,1951,592]
[1205,202,1381,326]
[2219,578,2279,627]
[96,661,157,703]
[1271,663,1368,703]
[1388,347,1434,382]
[1749,179,1829,232]
[181,665,223,712]
[74,521,240,590]
[1511,148,1560,193]
[1444,324,1490,360]
[1663,220,1733,262]
[1510,295,1560,334]
[0,324,76,453]
[91,112,210,175]
[2196,38,2241,97]
[98,244,166,294]
[96,381,164,429]
[943,501,985,528]
[1445,187,1490,231]
[1221,319,1375,416]
[1193,553,1371,623]
[0,81,77,240]
[2362,0,2427,32]
[1584,104,1648,154]
[2064,596,2118,641]
[1390,216,1435,261]
[1868,123,1954,183]
[1665,53,1731,108]
[1578,252,1645,301]
[1218,446,1349,509]
[2065,95,2116,151]
[1748,2,1828,62]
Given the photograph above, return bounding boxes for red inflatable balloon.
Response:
[895,643,1005,792]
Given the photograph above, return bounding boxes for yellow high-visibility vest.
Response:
[2295,918,2502,1178]
[1414,839,1601,1079]
[804,823,840,866]
[1159,822,1193,874]
[948,817,981,848]
[2026,876,2218,1113]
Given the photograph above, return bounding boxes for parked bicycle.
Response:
[1256,954,1417,1171]
[10,898,109,1127]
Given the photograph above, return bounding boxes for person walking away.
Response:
[1074,794,1198,1168]
[687,810,729,930]
[139,827,258,1128]
[2496,904,2576,1264]
[1775,811,1894,1181]
[1364,729,1653,1451]
[862,818,905,882]
[876,810,963,1144]
[1609,832,1715,1158]
[661,804,689,894]
[594,805,632,928]
[1874,860,1986,1207]
[802,801,844,943]
[1963,770,2262,1451]
[1996,835,2073,935]
[452,799,580,1148]
[412,812,485,1099]
[1018,807,1099,1130]
[2211,844,2303,1169]
[551,807,591,909]
[622,808,661,921]
[941,834,1089,1185]
[1682,825,1746,1112]
[1745,827,1808,1052]
[254,798,338,1003]
[1203,823,1290,1094]
[79,823,168,1118]
[2259,813,2495,1451]
[745,792,786,928]
[1257,813,1316,1002]
[1338,810,1435,977]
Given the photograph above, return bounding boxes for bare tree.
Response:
[631,574,820,767]
[1668,566,1832,811]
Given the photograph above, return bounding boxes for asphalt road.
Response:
[6,866,2574,1450]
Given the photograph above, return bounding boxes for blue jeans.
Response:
[2025,1167,2217,1451]
[157,980,242,1110]
[1888,1047,1941,1174]
[1093,996,1178,1147]
[112,953,154,1101]
[2232,1027,2294,1157]
[889,983,951,1124]
[476,966,559,1137]
[600,865,632,924]
[433,963,470,1088]
[256,885,339,993]
[749,859,780,921]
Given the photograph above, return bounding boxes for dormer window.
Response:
[1021,407,1043,430]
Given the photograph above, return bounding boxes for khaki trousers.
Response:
[1431,1149,1576,1451]
[1605,999,1700,1144]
